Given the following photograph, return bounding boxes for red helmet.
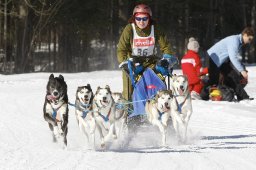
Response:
[133,4,152,16]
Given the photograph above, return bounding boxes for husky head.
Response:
[172,75,189,96]
[76,84,93,105]
[46,74,67,104]
[94,85,113,108]
[155,90,173,112]
[112,92,123,103]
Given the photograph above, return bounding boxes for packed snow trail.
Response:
[0,68,256,170]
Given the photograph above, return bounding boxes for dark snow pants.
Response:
[208,58,249,101]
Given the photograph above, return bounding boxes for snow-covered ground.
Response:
[1,67,256,170]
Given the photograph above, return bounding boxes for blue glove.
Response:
[156,65,169,76]
[156,59,169,76]
[163,54,179,68]
[119,59,143,75]
[134,64,144,75]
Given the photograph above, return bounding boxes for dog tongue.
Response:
[47,95,56,100]
[179,89,184,95]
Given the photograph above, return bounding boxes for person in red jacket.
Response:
[181,37,208,100]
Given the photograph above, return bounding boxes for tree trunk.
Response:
[48,28,52,71]
[15,3,35,73]
[250,0,256,63]
[53,26,57,72]
[184,0,189,53]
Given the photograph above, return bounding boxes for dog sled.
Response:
[119,55,176,125]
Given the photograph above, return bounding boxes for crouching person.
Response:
[207,27,254,101]
[219,60,253,101]
[181,37,208,100]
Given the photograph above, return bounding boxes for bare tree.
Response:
[250,0,256,63]
[14,0,63,73]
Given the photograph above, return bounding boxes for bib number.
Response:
[138,49,148,56]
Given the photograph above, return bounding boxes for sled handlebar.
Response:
[130,55,161,63]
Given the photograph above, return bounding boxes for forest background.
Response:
[0,0,255,74]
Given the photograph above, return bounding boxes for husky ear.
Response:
[156,90,161,99]
[169,90,173,97]
[105,85,111,93]
[76,86,82,93]
[59,74,64,80]
[96,86,101,93]
[172,74,177,81]
[87,84,92,91]
[49,74,54,80]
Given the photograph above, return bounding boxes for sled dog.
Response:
[171,75,192,142]
[75,84,96,147]
[112,92,129,137]
[93,85,117,147]
[43,74,68,147]
[145,90,174,146]
[112,92,128,121]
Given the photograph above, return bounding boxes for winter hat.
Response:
[187,37,200,52]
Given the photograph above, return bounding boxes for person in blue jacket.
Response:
[207,27,254,101]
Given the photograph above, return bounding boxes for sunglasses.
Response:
[248,37,254,41]
[135,17,149,22]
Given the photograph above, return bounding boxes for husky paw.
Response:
[101,143,105,148]
[57,122,64,135]
[53,126,60,137]
[58,129,64,136]
[89,129,95,134]
[55,133,61,138]
[62,143,68,150]
[113,134,117,139]
[52,134,57,142]
[161,145,168,149]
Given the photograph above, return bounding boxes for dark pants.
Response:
[208,57,220,86]
[208,57,249,101]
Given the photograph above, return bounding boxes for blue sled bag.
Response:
[129,68,166,117]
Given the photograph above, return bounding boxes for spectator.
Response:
[207,27,254,101]
[181,37,208,100]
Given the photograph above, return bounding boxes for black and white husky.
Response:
[75,84,96,147]
[93,85,117,148]
[43,74,68,147]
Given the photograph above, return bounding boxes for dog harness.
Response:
[173,94,188,113]
[51,103,64,121]
[158,111,164,120]
[99,108,111,122]
[146,101,166,121]
[68,102,91,119]
[78,103,91,119]
[81,110,89,119]
[131,23,155,56]
[94,102,113,122]
[47,94,65,121]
